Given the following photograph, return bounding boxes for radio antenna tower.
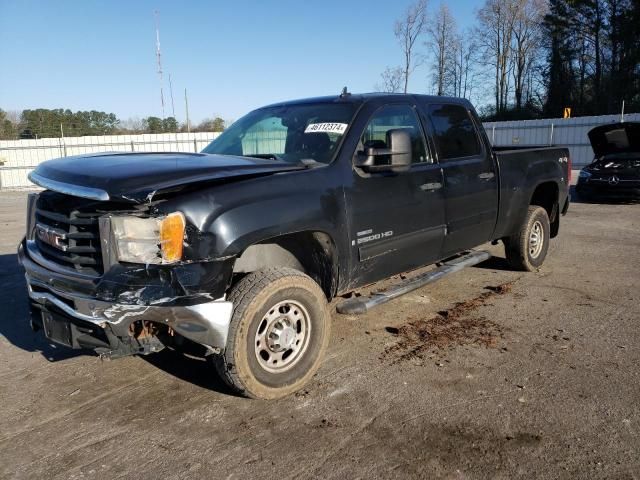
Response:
[154,10,165,119]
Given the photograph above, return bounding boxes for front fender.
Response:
[160,167,348,262]
[209,195,341,257]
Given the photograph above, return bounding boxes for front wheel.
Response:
[214,268,331,399]
[504,206,550,272]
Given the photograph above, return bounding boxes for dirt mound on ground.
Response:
[382,282,514,363]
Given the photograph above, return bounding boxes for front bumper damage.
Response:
[19,241,233,358]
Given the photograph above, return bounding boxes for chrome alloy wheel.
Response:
[254,300,311,373]
[529,220,544,258]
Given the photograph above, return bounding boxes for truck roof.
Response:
[261,93,473,110]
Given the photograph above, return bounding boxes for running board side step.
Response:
[336,251,491,315]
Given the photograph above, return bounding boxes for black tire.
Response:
[504,206,550,272]
[214,267,331,399]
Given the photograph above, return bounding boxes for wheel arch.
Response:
[529,181,560,238]
[232,230,339,300]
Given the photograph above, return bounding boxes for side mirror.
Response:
[355,128,412,173]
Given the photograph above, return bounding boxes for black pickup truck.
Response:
[20,93,570,398]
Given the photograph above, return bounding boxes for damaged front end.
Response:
[19,190,235,358]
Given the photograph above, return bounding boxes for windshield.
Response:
[202,103,357,164]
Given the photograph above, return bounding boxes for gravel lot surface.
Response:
[0,187,638,479]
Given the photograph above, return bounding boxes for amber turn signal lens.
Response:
[159,212,186,263]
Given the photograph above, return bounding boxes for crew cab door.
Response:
[344,103,446,287]
[421,102,498,256]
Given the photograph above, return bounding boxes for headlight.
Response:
[111,212,186,264]
[579,170,591,179]
[159,212,187,262]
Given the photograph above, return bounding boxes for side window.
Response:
[427,104,482,160]
[359,105,428,164]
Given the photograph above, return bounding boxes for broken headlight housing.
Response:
[110,212,186,264]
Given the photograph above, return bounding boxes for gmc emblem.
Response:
[35,224,68,251]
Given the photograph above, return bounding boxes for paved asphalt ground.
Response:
[0,185,638,479]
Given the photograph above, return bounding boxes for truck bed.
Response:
[491,146,571,240]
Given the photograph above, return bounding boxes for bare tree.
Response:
[477,0,520,114]
[428,3,457,96]
[4,110,21,125]
[119,116,146,133]
[511,0,546,109]
[447,35,464,96]
[394,0,428,93]
[446,30,479,99]
[375,66,405,93]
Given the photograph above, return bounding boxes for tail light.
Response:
[567,155,572,183]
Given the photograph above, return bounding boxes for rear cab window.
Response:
[426,103,482,161]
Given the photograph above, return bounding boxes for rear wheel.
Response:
[215,267,330,399]
[504,206,550,272]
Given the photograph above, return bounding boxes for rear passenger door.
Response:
[422,103,498,256]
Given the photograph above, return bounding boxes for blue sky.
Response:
[0,0,484,123]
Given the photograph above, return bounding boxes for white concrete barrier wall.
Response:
[0,132,220,189]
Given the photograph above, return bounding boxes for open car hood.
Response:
[28,152,304,203]
[588,122,640,158]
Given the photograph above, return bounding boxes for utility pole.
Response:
[184,88,191,133]
[59,123,67,157]
[154,10,165,119]
[168,73,176,119]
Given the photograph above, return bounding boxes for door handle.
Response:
[420,182,443,191]
[478,172,495,180]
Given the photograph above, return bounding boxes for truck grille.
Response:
[35,193,105,275]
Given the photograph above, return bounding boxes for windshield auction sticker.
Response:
[304,123,348,134]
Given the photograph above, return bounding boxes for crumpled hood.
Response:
[28,152,305,203]
[588,122,640,158]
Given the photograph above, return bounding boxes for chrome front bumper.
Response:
[26,275,233,350]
